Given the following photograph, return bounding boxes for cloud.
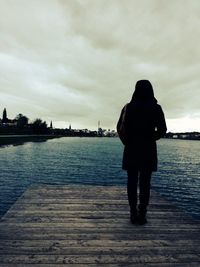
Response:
[0,0,200,131]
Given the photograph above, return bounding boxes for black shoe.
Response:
[137,215,147,225]
[130,214,137,224]
[130,210,138,224]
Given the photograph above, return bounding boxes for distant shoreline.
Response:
[0,135,118,147]
[0,135,199,148]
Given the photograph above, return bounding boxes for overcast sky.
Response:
[0,0,200,132]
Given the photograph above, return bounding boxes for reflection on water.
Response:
[0,135,51,147]
[0,137,199,219]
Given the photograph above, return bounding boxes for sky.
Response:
[0,0,200,132]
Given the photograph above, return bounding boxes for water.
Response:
[0,137,200,219]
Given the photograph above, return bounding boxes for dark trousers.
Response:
[127,169,152,214]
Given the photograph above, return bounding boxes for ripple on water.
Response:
[0,137,200,219]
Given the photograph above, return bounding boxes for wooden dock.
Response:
[0,185,200,266]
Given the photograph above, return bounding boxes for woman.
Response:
[117,80,167,224]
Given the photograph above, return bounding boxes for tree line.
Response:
[0,112,50,135]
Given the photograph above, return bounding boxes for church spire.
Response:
[2,108,8,123]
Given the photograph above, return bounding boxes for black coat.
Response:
[117,101,167,172]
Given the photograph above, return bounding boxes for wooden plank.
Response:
[1,239,200,248]
[3,210,192,218]
[0,254,200,264]
[21,185,166,199]
[0,185,200,266]
[1,217,198,227]
[7,203,180,212]
[0,264,199,267]
[3,210,194,218]
[0,222,199,229]
[1,233,199,242]
[1,245,200,255]
[0,264,200,267]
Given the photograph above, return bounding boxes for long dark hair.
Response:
[131,80,157,103]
